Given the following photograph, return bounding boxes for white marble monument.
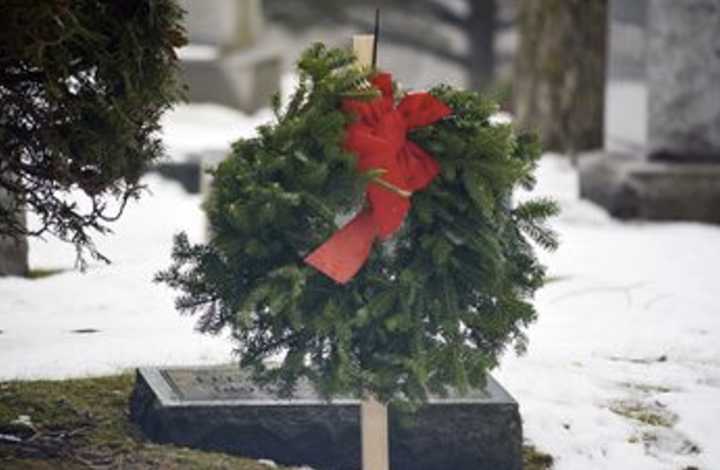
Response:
[580,0,720,221]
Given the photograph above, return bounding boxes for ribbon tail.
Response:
[304,209,378,284]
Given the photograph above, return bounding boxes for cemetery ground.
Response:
[0,375,276,469]
[0,374,553,470]
[1,96,718,469]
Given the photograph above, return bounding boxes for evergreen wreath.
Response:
[157,43,558,404]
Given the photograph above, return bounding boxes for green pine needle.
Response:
[157,44,559,405]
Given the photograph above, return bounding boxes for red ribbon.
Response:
[304,73,452,284]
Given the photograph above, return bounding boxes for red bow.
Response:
[304,73,452,284]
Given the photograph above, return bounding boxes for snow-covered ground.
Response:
[0,175,233,379]
[498,156,720,470]
[2,105,719,469]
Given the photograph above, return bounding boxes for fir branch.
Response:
[158,44,559,404]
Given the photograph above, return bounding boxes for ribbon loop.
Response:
[305,73,451,283]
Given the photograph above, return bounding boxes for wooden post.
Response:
[353,35,375,69]
[353,31,390,470]
[361,395,389,470]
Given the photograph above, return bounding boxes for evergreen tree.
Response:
[0,0,186,264]
[157,44,557,404]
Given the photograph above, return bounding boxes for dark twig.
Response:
[372,8,380,69]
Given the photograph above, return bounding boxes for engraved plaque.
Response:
[157,366,345,403]
[162,367,264,401]
[158,365,493,404]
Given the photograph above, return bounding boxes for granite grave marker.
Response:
[130,365,522,470]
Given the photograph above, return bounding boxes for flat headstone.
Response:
[130,365,522,470]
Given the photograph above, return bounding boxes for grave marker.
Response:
[580,0,720,221]
[130,365,523,470]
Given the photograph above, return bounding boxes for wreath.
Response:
[157,44,558,404]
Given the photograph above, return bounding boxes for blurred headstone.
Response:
[182,0,264,50]
[153,1,280,193]
[178,0,281,113]
[0,189,28,277]
[580,0,720,221]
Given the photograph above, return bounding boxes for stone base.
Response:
[130,365,522,470]
[0,232,28,277]
[0,190,28,277]
[148,150,226,194]
[150,162,203,194]
[579,152,720,222]
[180,42,281,114]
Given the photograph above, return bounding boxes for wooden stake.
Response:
[353,22,389,470]
[361,395,389,470]
[353,34,375,69]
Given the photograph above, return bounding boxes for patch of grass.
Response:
[523,445,554,469]
[628,430,701,457]
[0,375,282,469]
[25,268,66,280]
[608,354,668,365]
[609,400,677,428]
[619,382,673,394]
[629,430,661,446]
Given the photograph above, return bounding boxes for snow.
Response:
[2,107,720,469]
[159,102,271,163]
[1,176,235,379]
[497,155,720,470]
[159,73,297,163]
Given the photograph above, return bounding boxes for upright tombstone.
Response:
[0,189,28,277]
[151,1,281,193]
[579,0,720,221]
[178,0,281,114]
